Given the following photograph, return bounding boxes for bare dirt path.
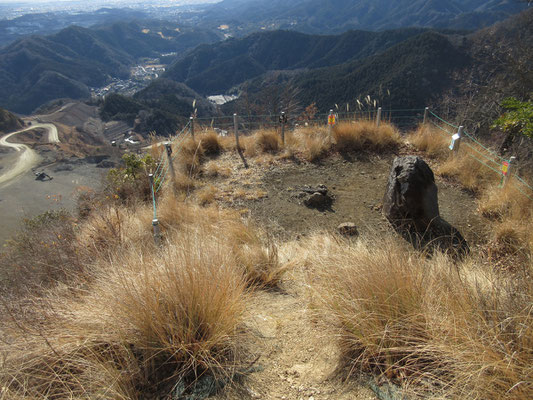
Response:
[0,122,59,187]
[216,268,377,400]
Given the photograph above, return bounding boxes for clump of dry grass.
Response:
[437,152,501,193]
[300,233,533,399]
[1,229,248,398]
[196,184,218,205]
[407,124,450,158]
[204,161,232,178]
[254,129,281,153]
[289,126,331,162]
[176,137,205,176]
[333,121,401,153]
[156,195,286,288]
[198,130,223,156]
[0,196,288,398]
[478,180,533,221]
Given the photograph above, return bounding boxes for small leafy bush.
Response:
[493,97,533,138]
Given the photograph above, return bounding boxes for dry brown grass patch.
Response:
[407,124,450,158]
[300,233,533,399]
[437,152,501,193]
[1,196,288,398]
[176,137,204,176]
[196,184,218,205]
[254,129,281,153]
[333,121,401,153]
[198,130,223,156]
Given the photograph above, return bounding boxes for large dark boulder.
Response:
[383,156,468,255]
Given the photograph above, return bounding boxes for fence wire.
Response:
[428,111,533,200]
[149,109,532,202]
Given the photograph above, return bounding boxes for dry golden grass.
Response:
[170,171,197,194]
[333,121,401,153]
[204,161,232,178]
[196,184,218,205]
[1,231,248,399]
[478,180,533,221]
[0,195,288,398]
[156,195,286,288]
[176,137,204,176]
[437,152,501,193]
[254,129,281,153]
[296,233,533,399]
[290,126,332,162]
[407,124,450,158]
[197,130,223,156]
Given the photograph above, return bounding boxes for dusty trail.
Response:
[216,267,377,400]
[0,123,59,187]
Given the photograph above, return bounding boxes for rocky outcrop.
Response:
[383,156,468,255]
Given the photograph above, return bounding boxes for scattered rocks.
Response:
[383,156,469,255]
[337,222,359,237]
[292,184,334,211]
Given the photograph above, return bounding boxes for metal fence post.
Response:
[454,126,463,154]
[423,107,429,125]
[164,142,175,188]
[376,107,382,127]
[233,113,240,148]
[190,116,195,140]
[280,111,286,145]
[149,173,161,245]
[503,156,516,187]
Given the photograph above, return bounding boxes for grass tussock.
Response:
[176,137,205,176]
[288,126,331,162]
[407,124,450,158]
[196,184,218,206]
[254,129,281,153]
[299,233,533,399]
[1,195,287,398]
[198,130,223,156]
[437,152,501,193]
[1,231,248,399]
[333,121,401,153]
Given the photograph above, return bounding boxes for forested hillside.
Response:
[163,28,430,95]
[0,21,220,114]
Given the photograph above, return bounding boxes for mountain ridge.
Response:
[0,21,221,114]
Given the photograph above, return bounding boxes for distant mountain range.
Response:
[0,8,149,49]
[195,0,528,34]
[0,0,530,119]
[0,21,220,114]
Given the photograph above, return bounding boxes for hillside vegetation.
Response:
[0,107,23,133]
[164,28,429,95]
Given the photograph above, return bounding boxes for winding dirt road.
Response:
[0,123,59,186]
